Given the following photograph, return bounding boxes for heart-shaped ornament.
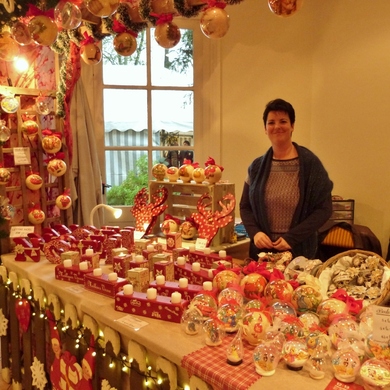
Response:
[15,298,31,333]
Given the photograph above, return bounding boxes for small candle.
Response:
[135,255,144,263]
[79,261,88,270]
[203,247,211,255]
[63,259,72,268]
[156,275,165,285]
[192,262,200,272]
[85,248,94,256]
[208,269,214,278]
[147,287,157,300]
[177,256,186,266]
[171,292,182,304]
[123,284,133,295]
[147,244,155,252]
[108,272,118,281]
[179,278,188,288]
[203,281,213,291]
[219,250,227,258]
[189,244,196,252]
[93,268,102,277]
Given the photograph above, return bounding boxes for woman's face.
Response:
[264,110,294,146]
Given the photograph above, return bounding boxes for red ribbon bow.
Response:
[150,13,174,25]
[206,0,227,9]
[112,20,138,37]
[163,214,181,225]
[81,31,95,46]
[26,3,55,19]
[204,156,224,171]
[331,289,363,315]
[44,152,65,163]
[42,129,62,139]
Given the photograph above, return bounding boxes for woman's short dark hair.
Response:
[262,98,295,126]
[183,140,190,146]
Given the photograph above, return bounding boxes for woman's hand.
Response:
[254,232,274,249]
[272,237,292,251]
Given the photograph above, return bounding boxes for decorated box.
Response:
[120,228,135,252]
[115,291,189,323]
[129,257,149,272]
[188,251,233,269]
[165,232,182,251]
[151,253,171,269]
[84,272,128,298]
[174,263,214,285]
[134,238,152,253]
[55,264,93,285]
[142,247,159,269]
[60,251,80,265]
[113,254,133,278]
[153,260,174,281]
[172,247,190,262]
[80,253,100,269]
[211,260,233,269]
[127,268,149,292]
[149,280,203,301]
[104,237,120,265]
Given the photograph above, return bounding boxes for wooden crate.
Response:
[148,181,235,247]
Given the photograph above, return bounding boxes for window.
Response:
[101,20,198,206]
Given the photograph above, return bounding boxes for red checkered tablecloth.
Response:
[181,335,260,390]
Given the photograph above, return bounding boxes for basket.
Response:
[315,249,390,307]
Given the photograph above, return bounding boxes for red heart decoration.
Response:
[15,298,31,333]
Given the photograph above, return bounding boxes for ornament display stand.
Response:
[0,86,72,239]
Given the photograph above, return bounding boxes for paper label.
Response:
[115,314,148,330]
[10,226,35,237]
[195,237,207,249]
[13,147,31,165]
[372,304,390,344]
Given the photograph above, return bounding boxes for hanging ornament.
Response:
[47,157,67,177]
[54,1,82,30]
[268,0,304,18]
[41,130,62,154]
[0,31,20,62]
[226,326,244,366]
[120,0,146,23]
[28,206,45,225]
[112,20,138,57]
[0,167,11,186]
[0,120,11,144]
[15,298,31,333]
[85,0,120,17]
[22,119,39,137]
[35,96,51,115]
[55,190,72,210]
[11,21,33,46]
[1,94,19,114]
[80,32,102,65]
[26,172,44,191]
[204,156,223,183]
[27,4,59,47]
[0,196,15,220]
[153,13,181,49]
[200,1,229,39]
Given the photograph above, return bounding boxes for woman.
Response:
[239,98,333,260]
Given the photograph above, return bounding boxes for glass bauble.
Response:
[242,310,271,345]
[42,135,62,154]
[0,31,20,61]
[328,316,359,349]
[212,270,241,292]
[299,311,320,332]
[28,15,58,46]
[268,300,297,321]
[366,334,390,362]
[36,99,50,115]
[253,341,281,376]
[226,327,244,365]
[80,43,102,65]
[203,317,225,346]
[200,7,229,39]
[240,272,267,300]
[307,350,328,380]
[189,293,218,320]
[22,120,39,137]
[152,163,167,181]
[11,21,33,46]
[331,347,361,383]
[56,194,72,210]
[0,167,11,185]
[85,0,119,17]
[54,1,82,30]
[291,284,323,314]
[1,96,19,113]
[113,32,137,57]
[181,308,203,335]
[268,0,304,18]
[316,298,348,327]
[264,279,293,303]
[360,358,390,389]
[0,121,10,143]
[244,299,267,314]
[281,339,309,370]
[154,22,181,49]
[25,173,43,191]
[216,302,243,333]
[218,287,244,307]
[28,209,45,225]
[47,159,67,177]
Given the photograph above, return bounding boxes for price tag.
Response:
[372,305,390,344]
[195,237,207,250]
[115,314,148,330]
[10,226,35,237]
[13,147,31,165]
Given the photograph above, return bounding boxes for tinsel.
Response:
[115,3,148,34]
[173,0,205,18]
[138,0,156,25]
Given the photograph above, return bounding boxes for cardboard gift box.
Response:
[127,268,149,292]
[165,232,182,251]
[60,251,81,266]
[84,272,128,298]
[113,254,133,278]
[151,253,171,270]
[129,258,149,271]
[149,280,203,301]
[115,291,189,323]
[80,253,100,269]
[188,251,233,269]
[142,247,158,267]
[134,238,152,254]
[172,247,190,262]
[55,264,93,285]
[174,263,214,285]
[120,228,135,252]
[211,260,233,269]
[153,260,174,281]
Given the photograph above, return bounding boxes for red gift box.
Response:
[188,251,233,269]
[149,280,203,301]
[115,291,189,323]
[142,247,159,269]
[120,228,135,253]
[134,238,152,254]
[129,258,149,271]
[165,232,182,251]
[172,247,190,262]
[84,272,128,298]
[60,251,80,266]
[153,260,174,281]
[174,263,213,285]
[81,253,100,269]
[55,264,93,284]
[113,254,132,278]
[128,268,149,292]
[211,260,233,269]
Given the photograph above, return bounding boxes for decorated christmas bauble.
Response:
[192,167,205,184]
[200,7,230,39]
[0,31,20,61]
[240,272,267,300]
[28,208,45,225]
[179,220,197,239]
[331,347,361,383]
[113,32,137,57]
[253,341,281,376]
[218,287,244,307]
[242,310,271,345]
[291,285,323,314]
[85,0,120,17]
[1,95,19,113]
[178,164,194,183]
[0,121,10,143]
[47,159,67,177]
[42,135,62,154]
[36,98,51,115]
[0,167,10,185]
[189,293,218,320]
[268,300,297,320]
[80,42,102,65]
[152,163,167,181]
[11,21,33,46]
[268,0,304,18]
[161,218,178,235]
[22,120,39,137]
[54,1,82,30]
[264,279,294,303]
[316,298,348,327]
[154,22,181,49]
[216,302,243,333]
[166,166,179,182]
[28,15,58,46]
[204,164,222,184]
[282,339,309,370]
[212,269,241,292]
[360,358,390,389]
[25,173,43,190]
[328,316,359,349]
[56,193,72,210]
[244,299,267,314]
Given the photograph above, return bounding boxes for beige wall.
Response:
[220,0,390,257]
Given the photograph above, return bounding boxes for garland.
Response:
[174,0,205,18]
